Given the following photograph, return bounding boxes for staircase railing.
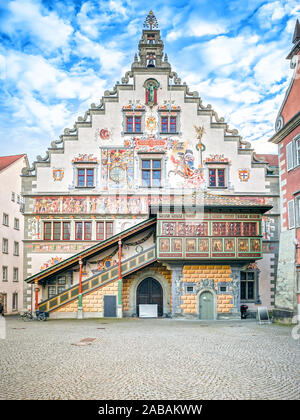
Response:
[38,245,156,313]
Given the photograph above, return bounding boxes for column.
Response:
[117,238,123,318]
[34,279,39,313]
[77,259,83,319]
[169,264,183,317]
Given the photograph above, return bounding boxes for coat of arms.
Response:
[52,169,64,181]
[238,169,250,182]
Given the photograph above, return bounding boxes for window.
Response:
[11,192,15,202]
[75,222,83,240]
[208,169,226,187]
[2,238,8,254]
[288,200,295,229]
[77,168,95,187]
[84,221,92,240]
[17,195,20,204]
[48,286,56,299]
[160,116,177,133]
[13,267,18,282]
[96,221,114,241]
[297,198,300,227]
[240,271,256,301]
[295,137,300,167]
[126,116,142,133]
[243,222,257,236]
[53,222,61,241]
[2,266,8,282]
[3,213,9,226]
[12,293,18,311]
[286,142,294,171]
[142,159,161,187]
[286,136,300,171]
[13,241,19,256]
[44,222,52,240]
[96,222,105,241]
[106,221,113,238]
[14,218,20,230]
[63,222,71,241]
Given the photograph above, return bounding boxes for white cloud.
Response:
[2,0,73,52]
[74,31,125,74]
[167,19,226,42]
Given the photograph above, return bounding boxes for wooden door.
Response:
[199,291,214,320]
[136,278,163,317]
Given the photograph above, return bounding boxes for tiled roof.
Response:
[255,154,279,167]
[0,154,26,172]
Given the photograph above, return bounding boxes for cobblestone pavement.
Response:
[1,317,300,400]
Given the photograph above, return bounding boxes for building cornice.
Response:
[268,111,300,144]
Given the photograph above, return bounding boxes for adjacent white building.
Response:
[0,154,29,314]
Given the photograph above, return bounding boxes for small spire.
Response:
[292,19,300,44]
[143,10,158,30]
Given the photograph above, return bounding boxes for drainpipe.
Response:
[117,238,123,318]
[77,259,83,319]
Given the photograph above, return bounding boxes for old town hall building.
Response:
[21,12,280,319]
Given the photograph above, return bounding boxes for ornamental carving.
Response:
[72,154,99,163]
[203,154,230,163]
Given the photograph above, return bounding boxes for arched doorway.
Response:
[199,290,215,320]
[136,277,163,317]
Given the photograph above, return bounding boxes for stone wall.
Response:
[51,279,119,318]
[181,265,234,316]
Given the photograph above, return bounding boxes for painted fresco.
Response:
[101,148,134,190]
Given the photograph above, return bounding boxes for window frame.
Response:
[84,221,92,240]
[75,222,83,240]
[62,222,71,241]
[240,271,256,302]
[160,115,177,134]
[208,168,227,188]
[288,199,295,229]
[76,168,95,188]
[141,159,162,188]
[3,213,9,226]
[44,222,52,240]
[13,267,19,282]
[14,218,20,230]
[125,115,142,133]
[13,241,19,256]
[2,238,8,254]
[2,266,8,282]
[53,222,61,241]
[96,221,114,241]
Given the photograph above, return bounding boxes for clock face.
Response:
[109,166,125,183]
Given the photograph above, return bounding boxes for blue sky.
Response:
[0,0,299,164]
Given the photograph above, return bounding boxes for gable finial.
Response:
[143,10,158,30]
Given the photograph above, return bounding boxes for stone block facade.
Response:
[180,265,234,316]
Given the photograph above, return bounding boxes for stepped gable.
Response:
[21,10,265,178]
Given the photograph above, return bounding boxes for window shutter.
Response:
[288,200,295,229]
[286,142,293,171]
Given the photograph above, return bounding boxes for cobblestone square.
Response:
[1,317,299,400]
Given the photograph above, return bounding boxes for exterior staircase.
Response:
[38,245,156,313]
